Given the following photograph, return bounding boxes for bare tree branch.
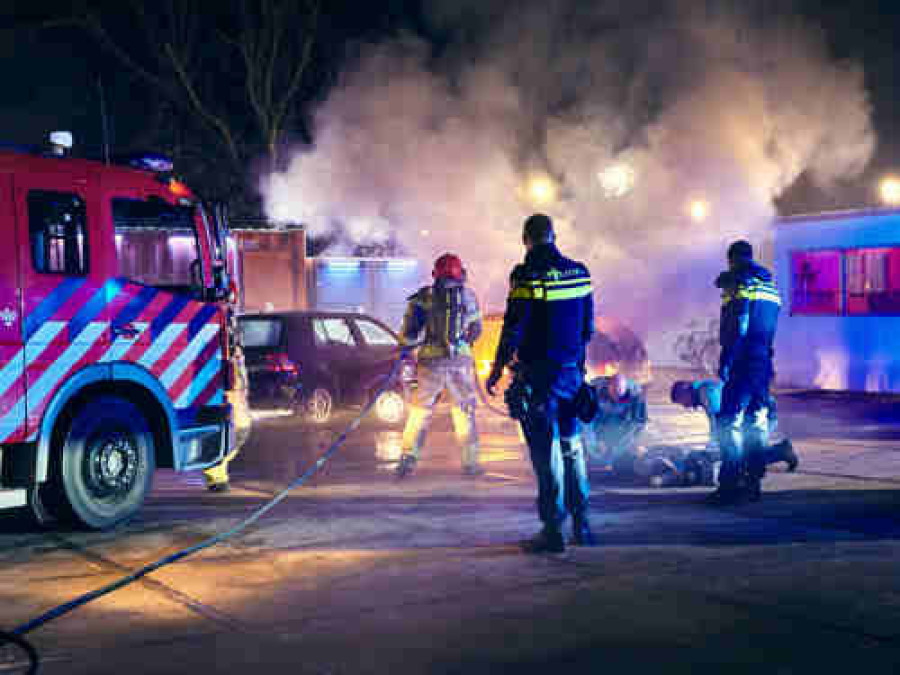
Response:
[163,42,241,166]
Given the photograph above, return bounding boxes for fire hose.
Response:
[0,347,416,674]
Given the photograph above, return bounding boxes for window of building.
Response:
[846,247,900,315]
[112,198,199,288]
[28,190,89,275]
[790,250,842,315]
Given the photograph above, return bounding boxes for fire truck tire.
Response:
[52,396,156,530]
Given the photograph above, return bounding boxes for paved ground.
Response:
[3,372,900,673]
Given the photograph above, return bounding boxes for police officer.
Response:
[396,253,484,477]
[486,214,595,553]
[712,240,782,504]
[670,379,798,472]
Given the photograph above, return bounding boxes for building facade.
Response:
[774,208,900,392]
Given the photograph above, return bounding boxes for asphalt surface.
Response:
[2,373,900,674]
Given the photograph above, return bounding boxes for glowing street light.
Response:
[880,176,900,206]
[598,163,635,198]
[526,175,557,206]
[689,199,709,223]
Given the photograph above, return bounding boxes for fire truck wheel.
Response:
[53,396,156,530]
[305,386,334,424]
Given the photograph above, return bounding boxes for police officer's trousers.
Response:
[716,355,772,489]
[520,363,590,529]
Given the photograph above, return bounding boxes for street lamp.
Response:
[880,176,900,206]
[598,163,635,198]
[526,175,557,206]
[689,199,709,223]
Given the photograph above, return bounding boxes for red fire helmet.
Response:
[432,253,464,281]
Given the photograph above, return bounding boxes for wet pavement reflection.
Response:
[231,406,529,485]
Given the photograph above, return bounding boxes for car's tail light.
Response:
[263,352,299,376]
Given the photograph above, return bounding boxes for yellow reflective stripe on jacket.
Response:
[545,283,593,301]
[509,278,591,302]
[510,286,544,300]
[737,290,782,305]
[722,284,781,306]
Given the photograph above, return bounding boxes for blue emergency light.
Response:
[125,153,175,173]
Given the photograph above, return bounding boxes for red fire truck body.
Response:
[0,148,236,528]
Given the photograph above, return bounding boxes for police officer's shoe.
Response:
[462,464,486,477]
[746,478,762,503]
[521,528,565,554]
[572,517,597,546]
[207,482,231,494]
[395,454,418,478]
[705,485,744,506]
[776,440,799,472]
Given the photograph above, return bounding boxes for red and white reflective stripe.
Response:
[100,322,149,363]
[0,321,105,443]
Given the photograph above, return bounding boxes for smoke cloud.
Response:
[261,0,875,342]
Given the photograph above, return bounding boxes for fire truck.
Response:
[0,135,240,529]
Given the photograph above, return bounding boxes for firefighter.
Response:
[670,379,799,472]
[204,314,253,492]
[711,240,782,504]
[486,214,595,553]
[395,253,484,478]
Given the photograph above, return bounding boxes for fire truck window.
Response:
[790,250,842,315]
[111,198,199,288]
[846,247,900,315]
[27,190,89,275]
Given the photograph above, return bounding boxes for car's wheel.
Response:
[52,396,155,530]
[374,389,406,425]
[305,386,334,424]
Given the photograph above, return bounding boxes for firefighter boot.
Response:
[395,454,418,479]
[521,527,565,554]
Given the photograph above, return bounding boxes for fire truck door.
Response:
[0,175,25,444]
[14,174,107,437]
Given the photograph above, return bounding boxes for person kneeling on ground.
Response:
[582,373,648,477]
[670,379,799,478]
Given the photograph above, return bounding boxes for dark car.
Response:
[238,311,416,424]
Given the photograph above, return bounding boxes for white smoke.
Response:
[261,0,875,336]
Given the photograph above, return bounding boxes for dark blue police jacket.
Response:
[717,260,781,368]
[494,243,595,370]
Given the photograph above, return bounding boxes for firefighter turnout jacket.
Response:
[717,260,781,370]
[495,243,594,370]
[402,279,483,361]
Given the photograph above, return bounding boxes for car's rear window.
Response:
[240,318,284,348]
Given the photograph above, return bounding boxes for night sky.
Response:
[2,0,899,215]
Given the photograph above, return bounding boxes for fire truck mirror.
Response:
[189,258,203,293]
